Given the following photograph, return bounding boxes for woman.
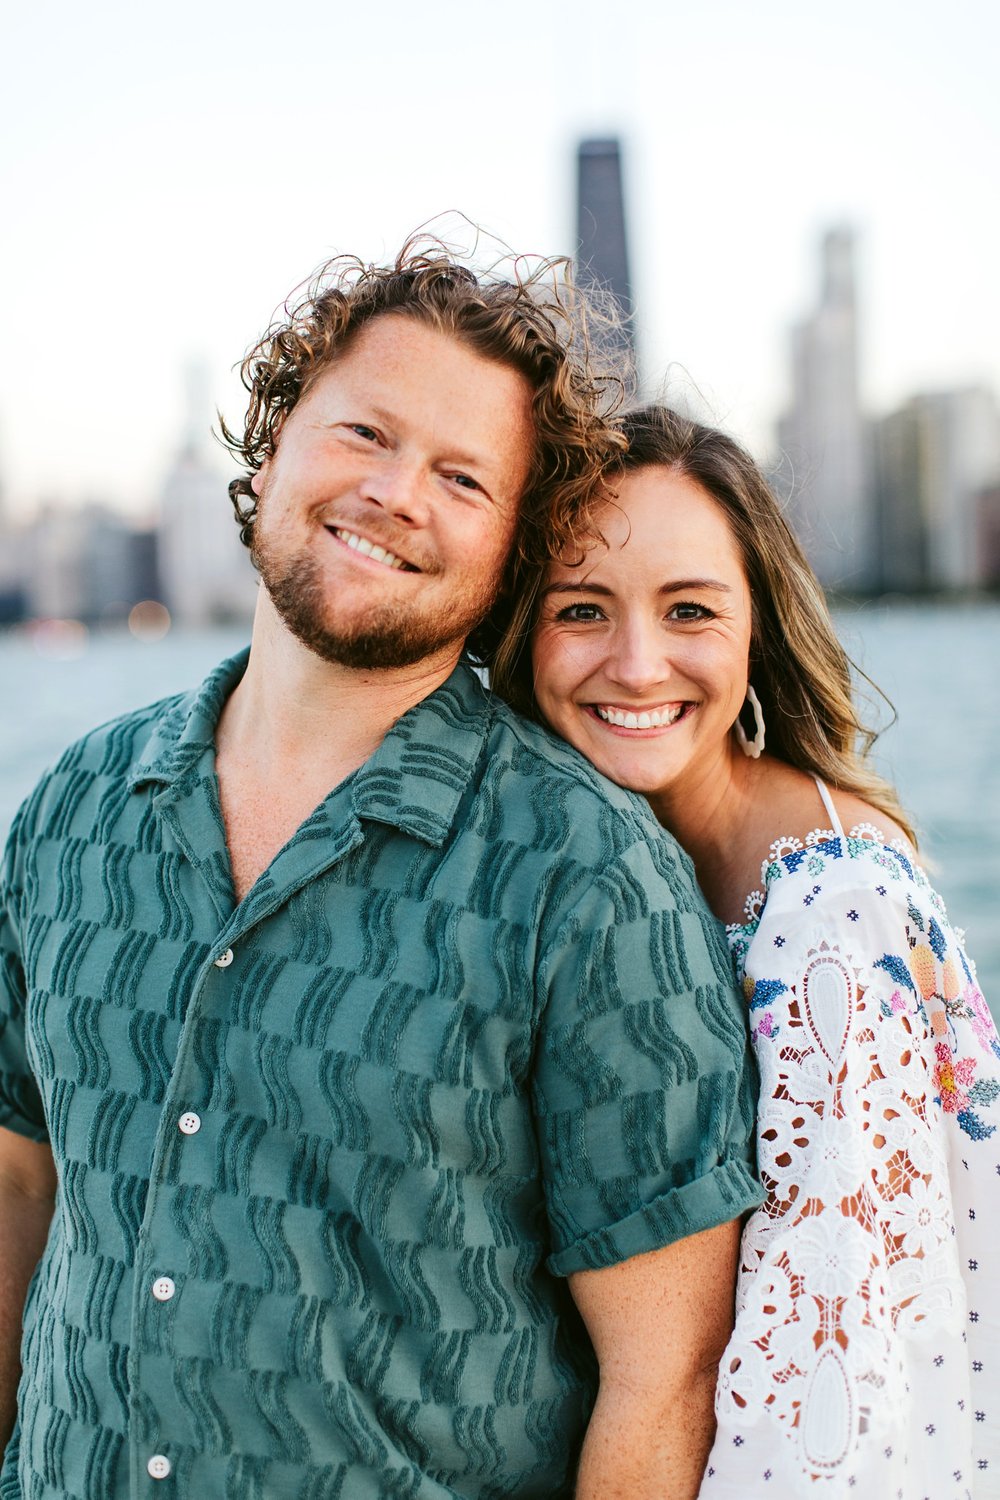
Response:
[489,405,1000,1498]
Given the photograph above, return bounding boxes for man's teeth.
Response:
[595,705,684,729]
[333,529,409,569]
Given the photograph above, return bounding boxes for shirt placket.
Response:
[124,779,365,1494]
[125,937,242,1490]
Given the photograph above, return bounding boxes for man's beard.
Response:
[252,538,503,671]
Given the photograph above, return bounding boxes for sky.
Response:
[2,0,998,518]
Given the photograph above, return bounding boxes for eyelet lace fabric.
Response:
[700,829,1000,1499]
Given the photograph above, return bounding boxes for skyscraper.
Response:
[575,138,635,367]
[777,228,873,590]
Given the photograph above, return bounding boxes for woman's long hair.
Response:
[487,403,915,843]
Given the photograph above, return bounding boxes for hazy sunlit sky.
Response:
[2,0,998,518]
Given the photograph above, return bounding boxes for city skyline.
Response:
[3,215,998,531]
[2,0,998,517]
[3,210,1000,626]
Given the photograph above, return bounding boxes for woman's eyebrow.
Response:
[542,578,733,596]
[540,581,615,597]
[658,578,733,593]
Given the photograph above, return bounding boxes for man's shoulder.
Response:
[474,700,736,998]
[484,692,645,808]
[10,649,249,854]
[9,687,194,851]
[476,692,699,894]
[53,686,192,779]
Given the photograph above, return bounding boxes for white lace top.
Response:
[700,783,1000,1499]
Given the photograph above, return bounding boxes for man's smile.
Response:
[326,525,420,572]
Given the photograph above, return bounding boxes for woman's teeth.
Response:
[333,528,411,570]
[595,705,685,729]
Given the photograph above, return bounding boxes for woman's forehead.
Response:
[549,466,745,581]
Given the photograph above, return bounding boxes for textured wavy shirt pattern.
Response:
[0,654,760,1499]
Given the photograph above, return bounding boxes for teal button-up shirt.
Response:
[0,653,761,1499]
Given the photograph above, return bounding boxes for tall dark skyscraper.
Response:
[575,138,635,364]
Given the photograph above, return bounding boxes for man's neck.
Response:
[218,590,462,784]
[213,591,463,901]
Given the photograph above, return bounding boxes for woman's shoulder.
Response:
[726,761,928,937]
[752,762,910,850]
[746,764,916,869]
[823,786,913,852]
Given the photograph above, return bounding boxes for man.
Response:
[0,240,761,1499]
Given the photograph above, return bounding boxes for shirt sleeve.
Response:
[703,856,1000,1494]
[0,804,49,1142]
[533,831,762,1277]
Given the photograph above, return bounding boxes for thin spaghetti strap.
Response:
[814,776,846,839]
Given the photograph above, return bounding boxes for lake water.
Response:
[1,603,998,1001]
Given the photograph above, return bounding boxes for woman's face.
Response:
[531,464,754,806]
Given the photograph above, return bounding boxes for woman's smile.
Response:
[587,701,692,732]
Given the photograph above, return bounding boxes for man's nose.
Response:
[360,458,432,527]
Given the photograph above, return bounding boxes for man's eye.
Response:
[555,602,605,623]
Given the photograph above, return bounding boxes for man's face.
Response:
[249,314,536,671]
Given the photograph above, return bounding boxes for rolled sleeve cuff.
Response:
[0,1102,48,1145]
[546,1156,764,1277]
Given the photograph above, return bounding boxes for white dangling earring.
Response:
[734,684,766,759]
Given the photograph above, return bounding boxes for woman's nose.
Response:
[604,620,669,693]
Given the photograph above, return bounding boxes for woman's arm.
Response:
[570,1219,741,1499]
[705,851,1000,1494]
[0,1127,56,1452]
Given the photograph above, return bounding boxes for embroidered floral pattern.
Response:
[729,829,1000,1141]
[705,821,1000,1497]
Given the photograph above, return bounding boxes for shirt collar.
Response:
[127,648,251,792]
[350,661,496,845]
[128,648,498,847]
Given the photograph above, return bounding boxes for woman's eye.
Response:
[449,473,482,492]
[555,602,605,623]
[669,601,712,622]
[348,424,379,442]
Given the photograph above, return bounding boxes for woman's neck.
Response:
[647,745,773,924]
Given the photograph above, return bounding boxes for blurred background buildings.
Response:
[1,137,999,630]
[776,226,1000,592]
[0,360,257,632]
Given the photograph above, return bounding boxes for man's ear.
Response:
[250,460,270,497]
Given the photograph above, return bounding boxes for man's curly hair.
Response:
[219,231,627,663]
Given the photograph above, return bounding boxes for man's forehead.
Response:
[333,312,520,386]
[304,316,536,466]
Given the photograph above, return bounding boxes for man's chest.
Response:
[221,792,317,905]
[21,817,541,1176]
[10,793,574,1500]
[215,754,368,905]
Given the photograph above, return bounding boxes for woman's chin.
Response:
[577,746,678,800]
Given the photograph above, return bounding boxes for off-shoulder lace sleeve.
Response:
[701,836,1000,1499]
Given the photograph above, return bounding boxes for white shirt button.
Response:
[151,1276,176,1302]
[147,1454,171,1479]
[214,948,234,968]
[178,1111,202,1136]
